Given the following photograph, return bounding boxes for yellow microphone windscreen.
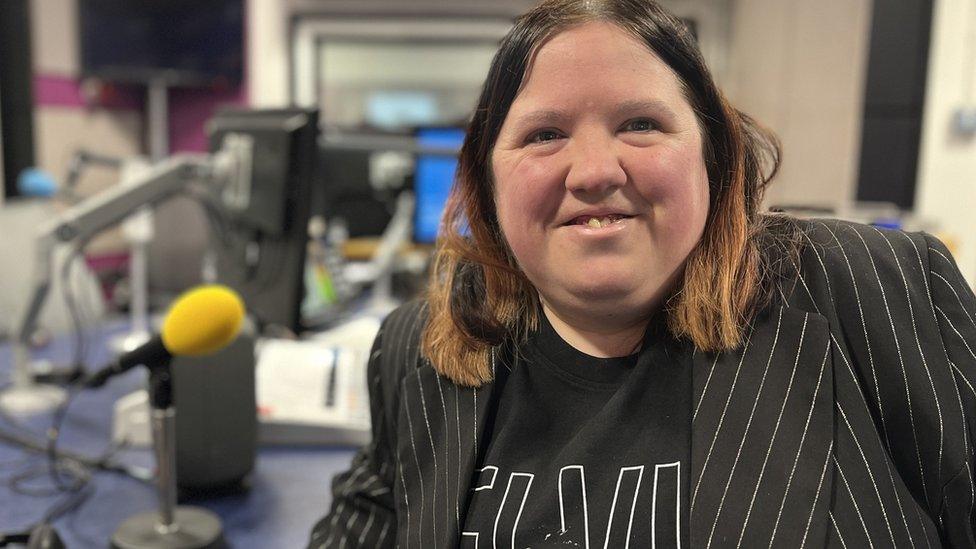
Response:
[160,285,246,356]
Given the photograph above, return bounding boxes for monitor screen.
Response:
[414,128,465,244]
[207,108,318,333]
[79,0,243,86]
[313,148,392,238]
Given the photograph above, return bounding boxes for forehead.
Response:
[509,21,687,115]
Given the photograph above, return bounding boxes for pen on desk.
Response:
[324,348,338,408]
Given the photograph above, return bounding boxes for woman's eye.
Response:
[528,130,562,144]
[623,118,657,132]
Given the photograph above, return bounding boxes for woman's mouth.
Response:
[569,214,632,228]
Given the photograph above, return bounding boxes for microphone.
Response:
[85,285,245,389]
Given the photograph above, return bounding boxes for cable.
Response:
[0,373,152,540]
[0,230,157,540]
[62,245,86,373]
[252,235,289,292]
[24,235,99,387]
[0,422,150,481]
[42,480,93,524]
[8,459,88,498]
[45,385,85,491]
[0,376,152,481]
[2,408,137,477]
[58,236,95,382]
[184,183,297,337]
[3,392,92,545]
[185,186,290,303]
[184,181,291,292]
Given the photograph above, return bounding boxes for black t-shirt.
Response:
[460,312,692,548]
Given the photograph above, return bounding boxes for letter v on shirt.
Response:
[461,461,682,548]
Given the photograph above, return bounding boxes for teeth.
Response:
[583,216,619,227]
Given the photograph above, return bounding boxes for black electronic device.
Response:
[0,0,35,198]
[78,0,243,87]
[172,332,256,492]
[206,108,319,334]
[314,146,393,238]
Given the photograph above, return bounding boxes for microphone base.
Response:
[110,507,225,549]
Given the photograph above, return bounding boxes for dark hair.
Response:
[423,0,797,387]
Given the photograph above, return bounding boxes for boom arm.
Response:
[16,155,212,350]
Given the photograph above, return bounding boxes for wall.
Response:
[29,0,144,205]
[661,0,733,86]
[248,0,290,107]
[0,110,4,206]
[28,0,250,294]
[725,0,874,211]
[28,0,146,259]
[271,0,731,109]
[727,0,976,286]
[0,0,145,334]
[915,0,976,284]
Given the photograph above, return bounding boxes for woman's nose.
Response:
[564,136,627,194]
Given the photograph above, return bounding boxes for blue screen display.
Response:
[414,128,465,244]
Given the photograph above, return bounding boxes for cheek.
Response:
[494,158,564,235]
[635,146,710,224]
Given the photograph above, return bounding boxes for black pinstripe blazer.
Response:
[310,219,976,548]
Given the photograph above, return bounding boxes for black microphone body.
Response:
[85,335,172,389]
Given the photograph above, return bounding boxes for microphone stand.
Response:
[2,156,212,416]
[2,140,249,417]
[111,365,225,549]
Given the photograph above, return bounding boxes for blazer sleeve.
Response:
[308,320,399,548]
[925,233,976,547]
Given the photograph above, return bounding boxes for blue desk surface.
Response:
[0,324,357,548]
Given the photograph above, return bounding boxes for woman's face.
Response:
[491,21,710,325]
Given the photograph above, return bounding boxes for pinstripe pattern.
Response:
[310,219,976,548]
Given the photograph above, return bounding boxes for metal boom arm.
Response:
[16,155,210,352]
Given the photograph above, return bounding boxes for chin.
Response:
[560,269,671,311]
[565,279,648,305]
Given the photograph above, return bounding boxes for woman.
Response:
[310,0,976,547]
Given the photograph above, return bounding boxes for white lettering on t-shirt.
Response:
[461,461,681,548]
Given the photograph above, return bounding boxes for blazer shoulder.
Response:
[381,298,429,337]
[794,217,930,295]
[375,298,429,379]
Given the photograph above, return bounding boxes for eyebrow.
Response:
[615,99,678,119]
[510,109,571,128]
[510,99,678,128]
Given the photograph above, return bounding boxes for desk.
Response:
[0,323,357,548]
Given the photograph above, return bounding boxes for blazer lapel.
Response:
[406,313,835,547]
[690,306,835,548]
[404,346,499,548]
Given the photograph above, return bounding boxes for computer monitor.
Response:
[79,0,244,86]
[313,146,392,239]
[413,127,465,244]
[206,108,318,333]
